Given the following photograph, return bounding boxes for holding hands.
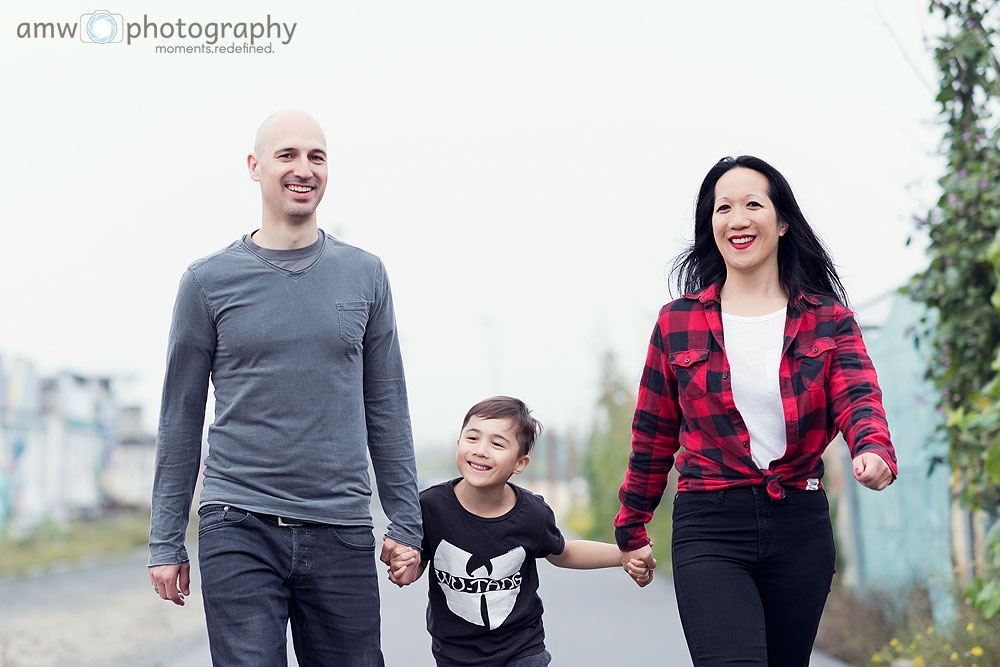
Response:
[381,536,423,587]
[621,543,657,588]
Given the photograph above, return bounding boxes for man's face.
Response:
[248,113,328,223]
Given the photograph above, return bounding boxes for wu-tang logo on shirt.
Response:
[433,540,525,630]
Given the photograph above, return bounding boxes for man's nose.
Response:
[292,157,314,178]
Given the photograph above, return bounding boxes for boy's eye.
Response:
[492,441,505,448]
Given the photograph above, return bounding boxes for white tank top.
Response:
[722,307,787,470]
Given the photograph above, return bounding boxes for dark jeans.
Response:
[197,505,385,667]
[671,487,836,667]
[507,649,552,666]
[436,649,552,667]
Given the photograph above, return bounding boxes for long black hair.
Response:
[671,155,848,306]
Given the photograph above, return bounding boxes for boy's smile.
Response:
[456,416,529,490]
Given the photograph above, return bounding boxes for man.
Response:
[148,110,422,666]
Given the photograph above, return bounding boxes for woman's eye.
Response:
[716,204,730,213]
[747,201,761,208]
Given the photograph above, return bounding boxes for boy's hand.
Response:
[380,536,422,587]
[619,543,656,588]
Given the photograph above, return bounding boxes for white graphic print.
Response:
[434,540,525,630]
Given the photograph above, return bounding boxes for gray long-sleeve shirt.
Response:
[148,231,422,566]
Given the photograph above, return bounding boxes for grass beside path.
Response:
[0,509,153,578]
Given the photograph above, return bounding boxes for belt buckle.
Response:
[277,516,304,527]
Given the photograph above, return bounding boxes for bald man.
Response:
[148,110,422,666]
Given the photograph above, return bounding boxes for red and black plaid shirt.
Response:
[614,284,897,551]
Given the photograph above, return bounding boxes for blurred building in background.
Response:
[0,356,156,537]
[825,292,978,622]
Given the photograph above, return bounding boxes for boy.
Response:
[385,396,651,667]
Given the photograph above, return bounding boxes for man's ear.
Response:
[248,154,260,181]
[513,454,530,475]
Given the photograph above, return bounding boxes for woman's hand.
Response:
[620,544,657,587]
[852,452,893,491]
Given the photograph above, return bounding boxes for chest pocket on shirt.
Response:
[337,301,370,354]
[669,349,711,399]
[793,337,836,391]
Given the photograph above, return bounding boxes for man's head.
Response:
[247,110,328,225]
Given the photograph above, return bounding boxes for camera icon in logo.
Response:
[79,10,123,44]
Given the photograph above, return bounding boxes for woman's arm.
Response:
[614,314,683,552]
[828,309,898,485]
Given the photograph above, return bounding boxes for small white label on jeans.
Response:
[806,479,819,491]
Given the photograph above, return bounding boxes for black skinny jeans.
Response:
[671,486,836,667]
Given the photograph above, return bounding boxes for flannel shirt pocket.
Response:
[793,337,836,392]
[669,349,711,399]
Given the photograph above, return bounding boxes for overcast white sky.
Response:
[1,1,942,447]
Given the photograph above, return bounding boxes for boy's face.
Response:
[456,416,529,490]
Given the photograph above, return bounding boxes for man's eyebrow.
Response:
[272,147,327,156]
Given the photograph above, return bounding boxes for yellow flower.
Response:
[914,656,924,666]
[909,642,917,651]
[951,652,959,661]
[916,633,925,641]
[971,647,983,656]
[967,622,975,632]
[890,638,900,648]
[927,625,935,635]
[871,654,882,664]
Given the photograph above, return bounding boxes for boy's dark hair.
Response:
[461,396,543,457]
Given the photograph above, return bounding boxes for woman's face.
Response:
[711,168,787,278]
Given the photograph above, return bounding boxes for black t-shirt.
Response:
[420,479,566,667]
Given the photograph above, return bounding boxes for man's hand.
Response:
[149,562,191,606]
[380,536,422,587]
[853,452,893,491]
[619,543,657,588]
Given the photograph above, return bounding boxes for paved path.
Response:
[0,530,848,667]
[160,555,693,667]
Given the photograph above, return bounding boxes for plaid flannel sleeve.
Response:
[828,310,897,478]
[615,315,682,551]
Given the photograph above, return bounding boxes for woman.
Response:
[615,155,896,666]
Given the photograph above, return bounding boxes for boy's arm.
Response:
[545,540,622,569]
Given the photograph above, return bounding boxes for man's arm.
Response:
[148,269,216,600]
[363,259,422,550]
